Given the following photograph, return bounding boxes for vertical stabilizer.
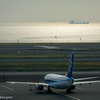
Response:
[66,52,74,78]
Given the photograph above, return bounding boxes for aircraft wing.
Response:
[6,81,49,86]
[73,80,100,85]
[74,76,99,81]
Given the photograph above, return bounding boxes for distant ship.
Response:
[69,20,89,24]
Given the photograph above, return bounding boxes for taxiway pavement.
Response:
[0,71,100,100]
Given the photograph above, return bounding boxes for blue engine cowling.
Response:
[35,84,44,91]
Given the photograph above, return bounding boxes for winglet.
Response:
[66,52,74,78]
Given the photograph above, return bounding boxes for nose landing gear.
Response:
[29,84,33,91]
[48,86,52,93]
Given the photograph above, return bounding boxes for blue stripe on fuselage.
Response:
[45,78,73,84]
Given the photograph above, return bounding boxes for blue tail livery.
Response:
[66,52,74,78]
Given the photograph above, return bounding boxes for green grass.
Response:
[0,62,100,71]
[0,53,100,59]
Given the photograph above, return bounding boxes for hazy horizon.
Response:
[0,0,100,23]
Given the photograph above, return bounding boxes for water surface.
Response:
[0,23,100,43]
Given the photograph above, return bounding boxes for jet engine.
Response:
[35,84,44,91]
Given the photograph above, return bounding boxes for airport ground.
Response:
[0,43,100,71]
[0,71,100,100]
[0,43,100,100]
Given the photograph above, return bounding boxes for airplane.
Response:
[6,52,100,93]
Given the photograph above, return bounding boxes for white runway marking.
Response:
[0,85,14,91]
[76,87,82,90]
[37,45,60,49]
[53,90,80,100]
[0,96,13,99]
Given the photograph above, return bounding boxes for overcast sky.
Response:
[0,0,100,23]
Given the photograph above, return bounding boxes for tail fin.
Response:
[66,52,74,78]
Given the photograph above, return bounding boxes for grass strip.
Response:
[0,62,100,71]
[0,53,100,59]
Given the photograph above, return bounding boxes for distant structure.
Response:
[69,20,89,24]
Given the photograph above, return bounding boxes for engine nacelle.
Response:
[35,84,44,91]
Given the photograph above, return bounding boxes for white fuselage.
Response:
[44,74,73,89]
